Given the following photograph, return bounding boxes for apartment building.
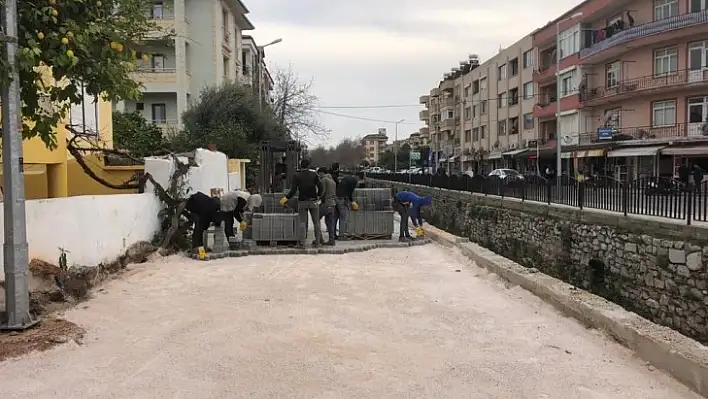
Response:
[240,35,275,105]
[531,0,708,179]
[420,35,536,173]
[362,129,389,165]
[114,0,255,133]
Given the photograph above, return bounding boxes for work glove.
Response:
[239,221,248,231]
[197,246,207,260]
[416,227,424,237]
[279,197,288,206]
[351,201,359,211]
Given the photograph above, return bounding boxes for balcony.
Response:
[419,127,430,135]
[440,79,454,92]
[440,97,455,108]
[580,10,708,63]
[153,119,180,135]
[533,94,581,119]
[583,69,708,106]
[419,95,429,104]
[132,67,177,85]
[419,110,429,120]
[440,118,455,131]
[578,123,699,145]
[430,88,441,97]
[534,54,579,83]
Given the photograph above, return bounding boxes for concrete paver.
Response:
[0,245,701,398]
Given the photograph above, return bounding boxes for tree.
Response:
[271,64,329,142]
[308,138,365,169]
[170,82,285,159]
[112,111,165,157]
[0,0,164,149]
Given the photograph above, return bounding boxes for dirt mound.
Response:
[0,318,84,361]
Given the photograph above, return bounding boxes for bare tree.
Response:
[271,64,330,142]
[308,137,365,169]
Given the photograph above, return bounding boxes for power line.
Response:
[314,109,419,125]
[316,104,421,109]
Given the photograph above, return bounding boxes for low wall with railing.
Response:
[365,173,708,344]
[0,193,161,276]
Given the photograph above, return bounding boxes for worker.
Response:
[219,190,263,238]
[281,158,324,248]
[335,174,360,240]
[394,190,432,238]
[184,191,221,249]
[316,167,337,245]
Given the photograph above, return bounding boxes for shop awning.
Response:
[661,146,708,156]
[446,155,457,162]
[503,148,528,157]
[607,146,665,158]
[575,149,606,158]
[487,152,503,159]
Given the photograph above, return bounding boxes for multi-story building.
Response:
[362,129,389,165]
[240,35,275,105]
[532,0,708,180]
[422,35,536,173]
[114,0,255,133]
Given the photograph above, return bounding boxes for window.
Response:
[151,2,164,19]
[509,58,519,76]
[473,127,479,141]
[602,107,621,128]
[558,26,580,58]
[606,14,623,26]
[606,61,620,87]
[688,41,708,71]
[473,80,480,94]
[480,77,487,91]
[523,50,533,69]
[152,54,165,71]
[465,129,471,141]
[652,100,676,126]
[560,70,575,97]
[655,0,678,20]
[498,120,507,135]
[509,117,519,134]
[523,82,534,99]
[481,100,487,115]
[480,125,486,139]
[498,64,507,80]
[523,113,534,130]
[446,110,454,119]
[472,104,477,117]
[654,47,678,76]
[690,0,708,12]
[135,102,145,111]
[152,103,167,124]
[498,93,506,108]
[464,106,472,119]
[509,88,519,105]
[464,85,470,97]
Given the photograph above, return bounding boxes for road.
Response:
[0,245,700,398]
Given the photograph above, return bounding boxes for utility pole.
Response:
[1,0,35,330]
[393,119,404,172]
[256,38,282,112]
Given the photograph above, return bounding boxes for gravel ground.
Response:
[0,245,701,398]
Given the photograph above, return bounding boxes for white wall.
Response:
[145,148,229,196]
[0,193,161,276]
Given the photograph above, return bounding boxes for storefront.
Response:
[486,151,503,172]
[606,145,664,180]
[502,149,528,171]
[660,145,708,178]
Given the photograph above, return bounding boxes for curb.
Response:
[422,224,708,397]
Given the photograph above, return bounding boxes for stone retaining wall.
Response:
[368,179,708,343]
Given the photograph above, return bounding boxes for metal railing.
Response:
[580,10,708,59]
[135,67,177,73]
[584,69,708,102]
[364,172,708,225]
[577,122,697,144]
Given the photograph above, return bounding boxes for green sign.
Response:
[410,151,420,160]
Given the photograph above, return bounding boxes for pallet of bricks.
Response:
[245,193,300,246]
[346,188,394,240]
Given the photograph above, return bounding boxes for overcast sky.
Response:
[245,0,580,147]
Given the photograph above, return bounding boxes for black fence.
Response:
[362,173,708,225]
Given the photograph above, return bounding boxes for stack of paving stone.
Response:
[346,188,394,239]
[247,192,299,244]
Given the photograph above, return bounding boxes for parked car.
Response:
[489,169,524,185]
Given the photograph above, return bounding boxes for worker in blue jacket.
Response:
[393,190,433,240]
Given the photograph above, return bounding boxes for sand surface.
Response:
[0,245,701,398]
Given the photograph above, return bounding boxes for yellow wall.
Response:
[227,158,250,190]
[66,157,141,196]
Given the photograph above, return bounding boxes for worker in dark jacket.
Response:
[330,163,340,186]
[281,159,324,248]
[184,191,220,249]
[335,174,360,240]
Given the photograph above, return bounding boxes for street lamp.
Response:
[556,11,583,184]
[394,119,404,172]
[257,38,283,111]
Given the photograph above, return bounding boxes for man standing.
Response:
[316,167,337,246]
[184,191,221,249]
[335,174,360,240]
[281,159,324,248]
